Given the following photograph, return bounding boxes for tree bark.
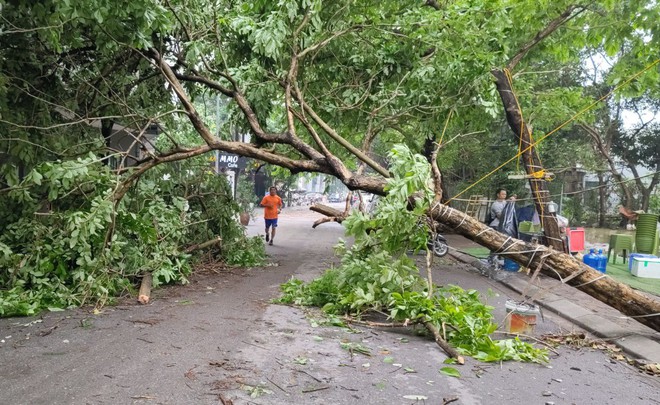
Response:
[429,202,660,332]
[492,69,564,252]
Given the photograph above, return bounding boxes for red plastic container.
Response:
[567,227,585,253]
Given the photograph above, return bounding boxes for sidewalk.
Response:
[444,233,660,364]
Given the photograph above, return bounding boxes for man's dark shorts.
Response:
[265,218,278,228]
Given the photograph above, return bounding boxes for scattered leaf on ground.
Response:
[340,342,371,356]
[439,367,461,378]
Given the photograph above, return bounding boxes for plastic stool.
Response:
[607,234,634,264]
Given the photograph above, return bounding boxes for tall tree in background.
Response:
[613,97,660,211]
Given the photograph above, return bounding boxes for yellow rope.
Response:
[448,57,660,204]
[438,110,453,146]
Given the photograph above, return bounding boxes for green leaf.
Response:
[439,367,461,378]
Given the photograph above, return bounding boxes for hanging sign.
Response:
[217,152,247,169]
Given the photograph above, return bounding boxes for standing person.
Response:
[260,186,283,246]
[487,188,508,268]
[489,188,508,228]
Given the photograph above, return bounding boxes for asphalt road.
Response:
[1,206,658,404]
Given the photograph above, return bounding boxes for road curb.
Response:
[448,250,660,363]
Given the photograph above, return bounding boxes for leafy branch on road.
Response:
[0,148,266,316]
[277,146,548,364]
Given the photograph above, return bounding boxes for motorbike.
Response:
[428,232,449,257]
[422,219,449,257]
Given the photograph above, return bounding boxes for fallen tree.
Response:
[310,193,660,332]
[429,202,660,332]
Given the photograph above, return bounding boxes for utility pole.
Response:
[492,69,565,252]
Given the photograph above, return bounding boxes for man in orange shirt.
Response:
[260,186,283,245]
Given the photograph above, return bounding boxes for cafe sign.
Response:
[216,152,246,169]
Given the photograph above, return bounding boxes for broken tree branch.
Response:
[507,5,585,71]
[185,236,222,253]
[423,321,465,364]
[138,273,152,305]
[310,203,349,228]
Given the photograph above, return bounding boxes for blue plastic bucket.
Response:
[503,258,520,272]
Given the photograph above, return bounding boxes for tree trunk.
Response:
[641,190,650,212]
[492,70,564,252]
[637,171,660,212]
[598,172,606,227]
[429,203,660,332]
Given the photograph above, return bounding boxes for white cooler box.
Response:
[631,257,660,279]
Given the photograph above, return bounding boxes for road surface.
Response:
[1,207,658,404]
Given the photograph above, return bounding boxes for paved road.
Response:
[1,207,658,404]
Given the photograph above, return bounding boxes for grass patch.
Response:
[460,247,491,259]
[605,261,660,296]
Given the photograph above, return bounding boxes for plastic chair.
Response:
[607,234,634,264]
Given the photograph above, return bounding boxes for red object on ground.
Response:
[567,227,585,253]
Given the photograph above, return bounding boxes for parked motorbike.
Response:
[428,232,449,257]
